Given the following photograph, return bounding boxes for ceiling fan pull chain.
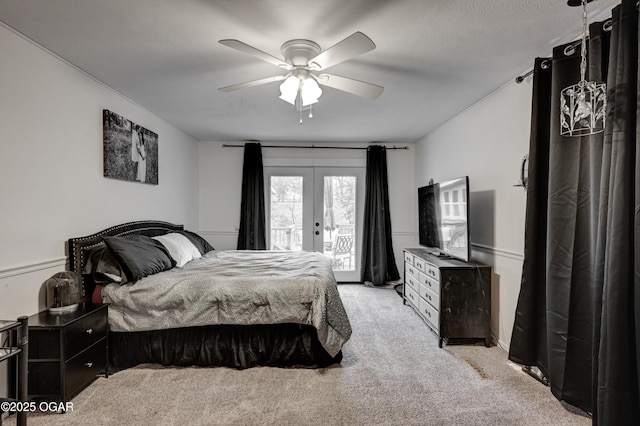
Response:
[299,108,303,124]
[309,104,314,119]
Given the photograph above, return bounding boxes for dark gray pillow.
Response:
[180,230,214,254]
[103,234,173,281]
[83,245,129,285]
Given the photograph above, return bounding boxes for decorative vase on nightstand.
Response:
[44,271,81,313]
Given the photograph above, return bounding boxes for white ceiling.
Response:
[0,0,619,143]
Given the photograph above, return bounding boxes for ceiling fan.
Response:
[218,32,384,115]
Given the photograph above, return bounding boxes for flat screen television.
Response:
[418,176,470,262]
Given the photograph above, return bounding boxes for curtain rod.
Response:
[221,143,409,150]
[515,69,535,84]
[515,17,614,84]
[515,59,551,84]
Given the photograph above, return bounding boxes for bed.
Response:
[68,220,351,371]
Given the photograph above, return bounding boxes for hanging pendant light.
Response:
[560,0,606,137]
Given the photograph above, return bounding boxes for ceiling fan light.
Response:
[278,75,300,105]
[301,77,322,106]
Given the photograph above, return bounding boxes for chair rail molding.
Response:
[471,242,524,262]
[0,257,67,279]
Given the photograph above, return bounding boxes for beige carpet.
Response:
[5,284,590,425]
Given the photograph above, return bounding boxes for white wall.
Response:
[414,77,533,349]
[0,16,533,398]
[0,24,200,320]
[198,141,415,278]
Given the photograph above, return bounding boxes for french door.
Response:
[265,167,365,282]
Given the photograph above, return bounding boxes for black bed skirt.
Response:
[108,323,342,372]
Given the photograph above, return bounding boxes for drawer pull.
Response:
[86,328,93,335]
[84,362,93,368]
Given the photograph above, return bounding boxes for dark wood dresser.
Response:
[403,248,491,347]
[26,303,108,403]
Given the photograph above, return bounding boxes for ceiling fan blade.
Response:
[309,32,376,70]
[218,75,286,92]
[316,73,383,100]
[219,39,291,69]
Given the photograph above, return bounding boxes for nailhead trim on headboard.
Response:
[67,221,184,293]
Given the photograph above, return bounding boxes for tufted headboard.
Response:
[67,220,184,296]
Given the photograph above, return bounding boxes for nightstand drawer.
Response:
[65,339,107,398]
[28,340,107,401]
[64,309,107,359]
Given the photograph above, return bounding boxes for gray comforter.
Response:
[101,250,352,357]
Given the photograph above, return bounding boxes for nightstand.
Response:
[27,303,108,403]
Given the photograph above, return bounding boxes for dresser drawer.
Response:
[405,285,419,309]
[419,282,440,309]
[404,252,414,265]
[405,273,419,293]
[413,256,426,273]
[64,309,107,360]
[406,263,419,281]
[419,297,439,331]
[424,261,440,282]
[419,271,440,295]
[65,339,107,398]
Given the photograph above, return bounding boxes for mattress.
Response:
[101,250,352,357]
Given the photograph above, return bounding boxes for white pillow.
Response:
[152,233,201,267]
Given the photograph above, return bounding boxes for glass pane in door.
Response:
[269,176,303,250]
[323,176,356,271]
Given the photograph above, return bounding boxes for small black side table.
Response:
[26,303,108,404]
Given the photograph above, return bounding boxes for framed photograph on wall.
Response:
[103,109,158,185]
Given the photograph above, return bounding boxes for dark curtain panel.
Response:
[509,2,639,424]
[508,57,553,371]
[236,143,266,250]
[360,145,400,285]
[593,3,639,422]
